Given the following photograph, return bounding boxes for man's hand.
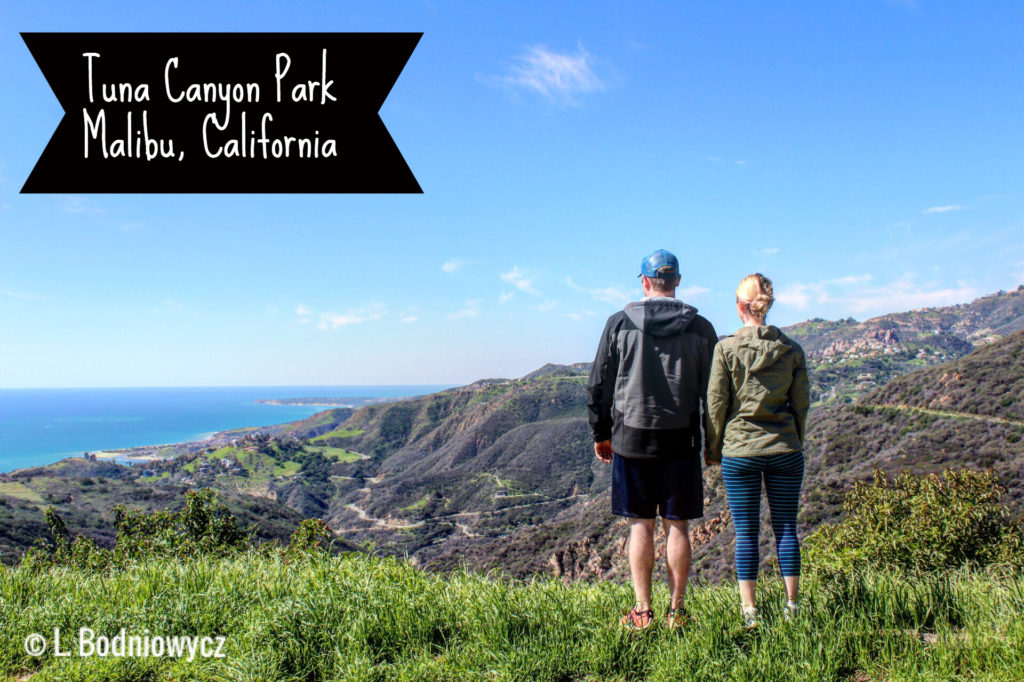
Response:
[594,440,613,464]
[703,448,719,467]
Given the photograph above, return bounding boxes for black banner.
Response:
[21,33,422,193]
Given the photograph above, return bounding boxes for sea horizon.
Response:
[0,385,452,474]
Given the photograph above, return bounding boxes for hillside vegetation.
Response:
[5,469,1024,681]
[2,288,1023,585]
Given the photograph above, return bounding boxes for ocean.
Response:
[0,386,449,473]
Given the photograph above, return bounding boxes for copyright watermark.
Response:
[23,628,227,661]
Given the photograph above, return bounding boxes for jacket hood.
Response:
[624,298,697,337]
[732,325,794,371]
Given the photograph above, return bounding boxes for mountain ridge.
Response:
[2,286,1022,581]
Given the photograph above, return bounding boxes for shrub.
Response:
[287,518,333,556]
[23,489,341,570]
[113,488,251,561]
[805,468,1024,574]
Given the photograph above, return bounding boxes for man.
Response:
[586,249,718,630]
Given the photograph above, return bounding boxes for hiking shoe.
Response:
[741,606,759,630]
[784,601,800,622]
[621,606,655,631]
[666,606,694,629]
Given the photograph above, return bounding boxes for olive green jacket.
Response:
[705,325,810,462]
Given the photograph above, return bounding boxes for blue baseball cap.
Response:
[639,249,680,279]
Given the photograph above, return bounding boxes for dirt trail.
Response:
[342,493,590,532]
[868,403,1024,427]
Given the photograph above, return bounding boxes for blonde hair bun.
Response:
[736,273,774,320]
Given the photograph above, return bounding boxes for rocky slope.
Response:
[784,285,1024,404]
[306,290,1024,583]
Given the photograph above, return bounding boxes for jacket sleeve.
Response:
[586,317,618,442]
[696,318,718,453]
[788,347,811,444]
[705,343,730,463]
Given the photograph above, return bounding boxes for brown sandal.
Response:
[666,607,694,629]
[621,606,655,630]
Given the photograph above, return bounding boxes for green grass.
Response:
[310,427,365,443]
[402,496,431,512]
[3,554,1024,681]
[308,446,364,463]
[0,482,44,503]
[271,461,302,476]
[138,472,170,483]
[208,446,244,460]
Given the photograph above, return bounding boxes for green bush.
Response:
[805,468,1024,574]
[23,489,337,571]
[286,518,333,556]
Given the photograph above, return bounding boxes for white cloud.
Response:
[775,285,812,310]
[501,266,540,295]
[442,259,467,274]
[566,276,634,306]
[59,196,105,215]
[850,277,977,313]
[316,302,387,330]
[776,273,978,316]
[162,297,186,314]
[753,247,780,257]
[678,286,710,299]
[707,157,748,167]
[923,204,966,214]
[565,310,596,321]
[493,44,604,105]
[589,286,633,305]
[401,315,419,323]
[776,275,873,311]
[828,274,873,286]
[536,299,558,311]
[499,291,515,304]
[295,304,312,316]
[1,287,42,300]
[448,299,481,319]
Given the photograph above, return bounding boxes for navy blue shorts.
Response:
[611,452,703,520]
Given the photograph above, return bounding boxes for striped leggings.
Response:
[721,451,804,580]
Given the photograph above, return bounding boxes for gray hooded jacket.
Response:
[587,298,718,459]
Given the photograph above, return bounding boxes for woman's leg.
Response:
[763,451,805,602]
[721,456,764,608]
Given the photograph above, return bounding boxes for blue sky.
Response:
[0,1,1021,387]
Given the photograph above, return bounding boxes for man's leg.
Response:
[664,519,691,609]
[628,517,656,611]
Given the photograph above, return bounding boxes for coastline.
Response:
[3,420,289,475]
[0,386,450,475]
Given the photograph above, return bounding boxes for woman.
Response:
[705,273,810,627]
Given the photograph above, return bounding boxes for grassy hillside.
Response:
[867,328,1024,423]
[0,458,306,566]
[4,552,1024,681]
[310,325,1024,584]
